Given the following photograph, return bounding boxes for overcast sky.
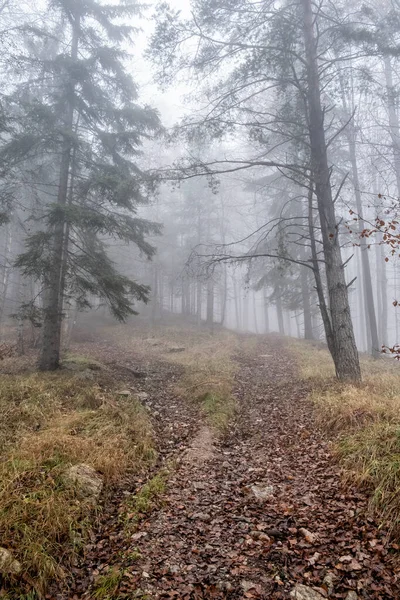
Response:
[133,0,193,127]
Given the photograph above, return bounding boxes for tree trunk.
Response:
[301,267,313,339]
[233,275,241,330]
[170,283,174,313]
[343,116,379,357]
[395,264,399,344]
[381,245,388,347]
[39,11,80,371]
[301,0,361,381]
[151,263,159,324]
[356,251,367,351]
[276,290,284,335]
[206,277,214,332]
[384,57,400,195]
[263,287,270,333]
[220,264,227,325]
[196,280,202,326]
[0,221,12,338]
[242,291,249,331]
[252,291,259,334]
[308,185,335,355]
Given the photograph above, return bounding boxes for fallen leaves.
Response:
[47,333,400,600]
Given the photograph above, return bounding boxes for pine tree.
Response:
[1,0,161,370]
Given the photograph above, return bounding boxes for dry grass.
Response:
[290,337,400,533]
[113,323,240,431]
[0,360,155,596]
[92,566,124,600]
[167,329,239,430]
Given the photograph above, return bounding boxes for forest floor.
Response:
[1,324,400,599]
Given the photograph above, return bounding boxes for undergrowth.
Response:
[0,359,155,597]
[290,338,400,534]
[121,470,168,530]
[92,566,124,600]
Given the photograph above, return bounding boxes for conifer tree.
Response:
[2,0,161,370]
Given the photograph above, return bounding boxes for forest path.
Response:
[57,334,399,599]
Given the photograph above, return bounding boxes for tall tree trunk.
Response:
[285,310,292,337]
[356,251,367,351]
[39,11,80,371]
[301,0,361,381]
[342,116,380,356]
[301,267,313,339]
[242,291,249,331]
[276,290,284,335]
[206,277,214,332]
[372,174,388,347]
[263,287,270,333]
[151,263,159,324]
[196,280,202,326]
[308,185,335,355]
[220,264,227,325]
[0,221,12,338]
[233,275,241,330]
[380,245,388,347]
[384,57,400,195]
[170,282,174,313]
[252,291,259,334]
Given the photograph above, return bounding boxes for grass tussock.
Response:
[290,338,400,533]
[122,470,168,530]
[0,365,155,596]
[92,566,124,600]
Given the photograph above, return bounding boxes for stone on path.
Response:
[62,463,103,501]
[290,584,326,600]
[251,482,274,500]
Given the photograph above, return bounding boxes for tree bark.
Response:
[301,267,313,339]
[308,185,335,355]
[276,290,284,335]
[252,291,259,334]
[384,57,400,195]
[263,287,270,333]
[0,221,12,338]
[339,94,380,356]
[301,0,361,381]
[242,291,249,331]
[220,264,227,325]
[196,280,202,326]
[206,277,214,331]
[233,275,241,330]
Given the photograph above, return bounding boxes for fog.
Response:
[0,0,399,379]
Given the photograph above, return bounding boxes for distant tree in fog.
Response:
[150,0,363,380]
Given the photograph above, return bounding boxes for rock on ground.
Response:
[0,548,21,575]
[251,482,274,500]
[62,464,103,501]
[290,584,326,600]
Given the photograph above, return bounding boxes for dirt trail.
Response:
[57,336,399,599]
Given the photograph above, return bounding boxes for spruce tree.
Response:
[2,0,161,370]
